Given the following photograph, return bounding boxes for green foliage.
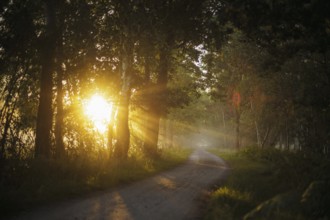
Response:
[205,148,330,219]
[0,147,191,217]
[1,0,330,217]
[205,151,269,219]
[240,147,330,189]
[202,0,330,154]
[207,186,252,219]
[301,181,330,218]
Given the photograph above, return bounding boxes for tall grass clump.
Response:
[0,147,192,217]
[205,147,330,220]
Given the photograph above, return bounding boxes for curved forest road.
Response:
[12,149,229,220]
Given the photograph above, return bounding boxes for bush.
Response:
[0,147,192,217]
[205,147,330,220]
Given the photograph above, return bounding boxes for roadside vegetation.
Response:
[0,147,191,217]
[1,1,330,219]
[205,147,330,220]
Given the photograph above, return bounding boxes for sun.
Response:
[83,94,113,133]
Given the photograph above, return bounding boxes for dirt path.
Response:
[12,149,229,220]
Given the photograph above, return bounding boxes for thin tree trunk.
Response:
[0,99,17,173]
[285,122,290,150]
[221,107,227,147]
[167,119,174,148]
[107,124,113,157]
[250,100,261,148]
[261,126,270,148]
[35,0,57,159]
[0,73,20,122]
[255,121,261,148]
[235,108,240,150]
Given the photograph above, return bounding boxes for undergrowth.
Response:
[0,147,191,217]
[205,147,330,220]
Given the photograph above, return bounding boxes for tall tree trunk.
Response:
[145,113,161,156]
[113,33,133,160]
[55,62,65,159]
[55,12,65,159]
[114,93,130,159]
[35,0,57,159]
[107,106,116,158]
[144,44,170,157]
[142,51,153,154]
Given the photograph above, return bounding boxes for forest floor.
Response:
[10,149,229,220]
[204,148,330,219]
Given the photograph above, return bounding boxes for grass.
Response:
[205,147,330,220]
[0,147,192,217]
[204,150,281,219]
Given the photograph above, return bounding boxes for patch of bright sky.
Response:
[193,44,208,75]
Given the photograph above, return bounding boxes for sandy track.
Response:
[12,149,228,220]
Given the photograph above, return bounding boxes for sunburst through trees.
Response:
[83,94,113,134]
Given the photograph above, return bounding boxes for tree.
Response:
[206,30,264,149]
[34,0,57,158]
[54,0,66,159]
[205,0,330,155]
[138,0,205,156]
[0,0,42,175]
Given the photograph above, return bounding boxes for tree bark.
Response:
[113,32,133,160]
[144,44,170,157]
[55,11,65,159]
[114,92,130,159]
[55,62,65,159]
[35,0,57,159]
[107,105,116,158]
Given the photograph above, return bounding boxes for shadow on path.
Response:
[12,149,229,220]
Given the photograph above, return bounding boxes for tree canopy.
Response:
[0,0,329,180]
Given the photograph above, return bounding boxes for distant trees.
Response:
[205,29,267,150]
[203,0,330,156]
